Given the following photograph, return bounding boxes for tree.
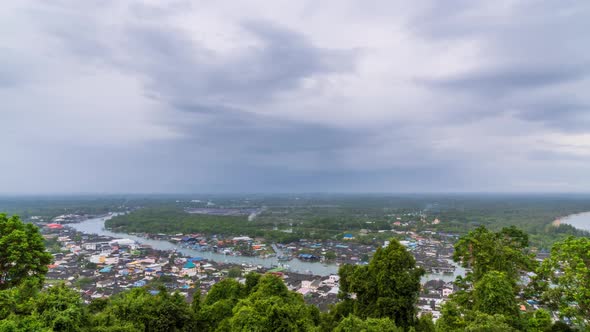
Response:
[472,271,518,317]
[538,236,590,327]
[436,301,467,332]
[97,287,194,331]
[203,278,245,305]
[227,266,242,279]
[228,275,320,331]
[339,239,424,329]
[325,251,337,261]
[463,312,518,332]
[527,309,552,332]
[439,226,534,331]
[0,214,53,290]
[244,272,261,294]
[334,315,402,332]
[453,226,535,284]
[199,279,247,330]
[34,283,88,332]
[415,313,435,332]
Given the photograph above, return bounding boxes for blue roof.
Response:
[133,280,146,287]
[343,234,354,238]
[99,266,112,273]
[299,254,317,259]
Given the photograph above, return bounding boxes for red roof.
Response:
[47,224,64,229]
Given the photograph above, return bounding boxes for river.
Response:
[560,211,590,232]
[70,215,338,276]
[69,214,463,281]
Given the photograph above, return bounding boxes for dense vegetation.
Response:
[0,213,52,290]
[96,194,590,248]
[2,213,590,331]
[427,195,590,248]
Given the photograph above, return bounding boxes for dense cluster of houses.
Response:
[40,226,348,309]
[37,214,468,317]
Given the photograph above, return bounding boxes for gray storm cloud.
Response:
[0,0,589,193]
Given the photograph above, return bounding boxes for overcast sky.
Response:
[2,1,590,193]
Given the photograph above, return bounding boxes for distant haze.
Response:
[1,1,590,193]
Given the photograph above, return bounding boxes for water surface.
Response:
[560,211,590,232]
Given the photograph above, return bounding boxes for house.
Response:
[96,279,115,288]
[310,279,322,290]
[301,280,313,289]
[99,266,113,273]
[232,236,253,242]
[297,288,312,296]
[133,280,147,287]
[298,253,319,261]
[146,263,162,272]
[342,234,354,240]
[181,261,197,277]
[324,275,340,286]
[109,239,135,247]
[442,286,453,298]
[300,279,322,292]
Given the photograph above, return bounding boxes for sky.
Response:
[1,0,590,194]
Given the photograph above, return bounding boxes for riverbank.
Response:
[69,215,339,276]
[558,211,590,232]
[66,214,465,281]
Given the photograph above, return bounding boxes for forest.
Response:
[93,194,590,248]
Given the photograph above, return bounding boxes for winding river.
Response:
[70,215,338,276]
[70,214,463,281]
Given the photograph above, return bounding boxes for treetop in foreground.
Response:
[0,214,53,290]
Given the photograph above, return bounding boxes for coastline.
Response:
[556,211,590,232]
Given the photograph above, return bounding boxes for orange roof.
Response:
[47,224,64,229]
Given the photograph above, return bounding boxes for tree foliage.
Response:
[472,271,519,317]
[538,236,590,326]
[0,214,53,290]
[334,315,402,332]
[453,226,535,283]
[338,239,424,329]
[3,209,590,332]
[95,287,195,331]
[440,226,538,331]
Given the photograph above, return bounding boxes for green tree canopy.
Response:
[338,239,424,329]
[0,214,53,290]
[538,236,590,326]
[453,226,535,284]
[472,271,518,317]
[440,226,535,331]
[229,274,320,331]
[334,315,402,332]
[94,287,195,331]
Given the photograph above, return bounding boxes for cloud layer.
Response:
[1,0,590,193]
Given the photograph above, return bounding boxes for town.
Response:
[37,212,475,320]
